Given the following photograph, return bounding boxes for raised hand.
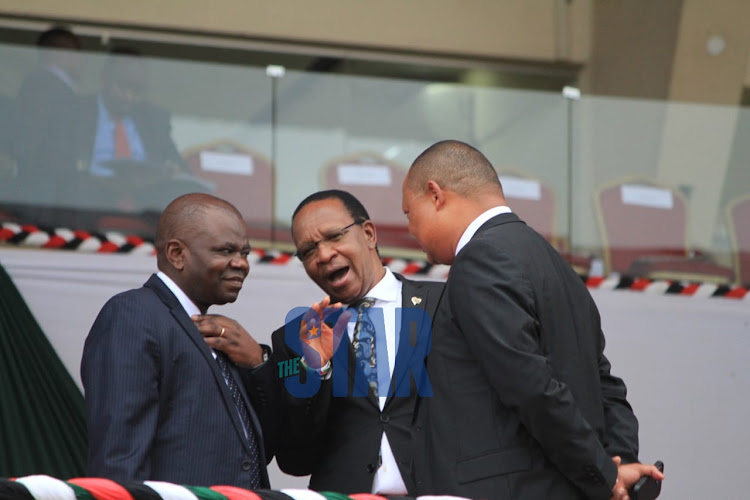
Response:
[299,296,351,370]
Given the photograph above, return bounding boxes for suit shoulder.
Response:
[99,285,161,314]
[395,273,445,293]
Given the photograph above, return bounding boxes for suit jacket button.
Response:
[241,461,252,471]
[366,463,377,473]
[380,413,390,423]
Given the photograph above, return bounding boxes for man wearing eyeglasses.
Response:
[270,189,444,495]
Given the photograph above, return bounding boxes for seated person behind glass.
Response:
[78,48,186,179]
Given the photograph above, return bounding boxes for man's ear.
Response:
[361,220,378,250]
[165,239,186,270]
[426,180,446,210]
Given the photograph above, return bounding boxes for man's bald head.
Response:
[406,139,502,197]
[155,193,244,269]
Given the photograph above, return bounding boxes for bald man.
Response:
[81,193,279,488]
[402,140,663,499]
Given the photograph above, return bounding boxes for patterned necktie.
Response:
[352,297,378,396]
[215,351,262,488]
[114,120,132,158]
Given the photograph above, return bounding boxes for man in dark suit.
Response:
[67,48,207,213]
[81,193,279,488]
[12,26,83,202]
[401,140,664,499]
[73,48,185,178]
[270,190,443,495]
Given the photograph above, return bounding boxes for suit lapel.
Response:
[387,277,432,404]
[144,275,258,456]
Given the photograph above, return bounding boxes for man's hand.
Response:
[611,456,665,500]
[299,296,351,370]
[193,314,265,368]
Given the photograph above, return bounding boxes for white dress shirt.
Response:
[455,205,512,257]
[346,268,408,495]
[157,271,200,318]
[157,272,254,439]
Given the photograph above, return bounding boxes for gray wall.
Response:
[2,247,748,498]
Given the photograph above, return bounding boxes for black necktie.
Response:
[216,351,262,488]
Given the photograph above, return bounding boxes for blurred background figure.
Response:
[11,26,83,203]
[80,47,185,178]
[70,48,211,212]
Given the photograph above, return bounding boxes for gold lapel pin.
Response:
[411,296,422,306]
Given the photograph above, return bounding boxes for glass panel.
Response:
[273,70,569,256]
[0,43,273,238]
[573,95,747,283]
[3,38,745,284]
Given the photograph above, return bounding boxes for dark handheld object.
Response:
[630,460,664,500]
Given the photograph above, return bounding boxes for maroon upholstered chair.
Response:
[182,140,273,241]
[499,172,590,275]
[595,177,733,283]
[726,194,750,286]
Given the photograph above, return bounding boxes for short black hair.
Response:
[36,26,81,50]
[292,189,370,224]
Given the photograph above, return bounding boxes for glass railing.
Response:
[1,44,748,285]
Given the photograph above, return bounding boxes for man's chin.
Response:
[217,291,241,305]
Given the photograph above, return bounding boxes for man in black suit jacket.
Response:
[12,27,83,202]
[81,193,279,488]
[68,48,205,212]
[401,140,663,499]
[270,190,443,495]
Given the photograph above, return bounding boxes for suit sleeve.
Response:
[239,345,283,465]
[270,326,333,476]
[449,242,617,500]
[80,294,161,481]
[598,343,639,464]
[139,104,188,173]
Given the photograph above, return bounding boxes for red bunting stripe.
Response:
[210,485,264,500]
[2,221,747,299]
[1,475,480,499]
[68,478,136,500]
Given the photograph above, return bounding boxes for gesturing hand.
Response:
[299,296,351,370]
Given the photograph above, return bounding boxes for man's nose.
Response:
[316,241,337,262]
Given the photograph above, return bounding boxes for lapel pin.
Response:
[411,296,422,306]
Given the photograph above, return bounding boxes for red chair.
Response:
[726,194,750,286]
[321,152,417,250]
[182,140,273,241]
[595,177,734,283]
[499,171,590,274]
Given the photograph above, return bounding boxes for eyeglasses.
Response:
[294,220,364,261]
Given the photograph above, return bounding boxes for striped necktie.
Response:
[215,351,262,488]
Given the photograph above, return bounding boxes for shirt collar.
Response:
[455,205,512,257]
[45,65,75,90]
[157,271,201,317]
[347,267,400,306]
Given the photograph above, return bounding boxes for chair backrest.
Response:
[182,140,273,240]
[595,177,689,274]
[498,171,558,246]
[321,152,417,249]
[727,194,750,286]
